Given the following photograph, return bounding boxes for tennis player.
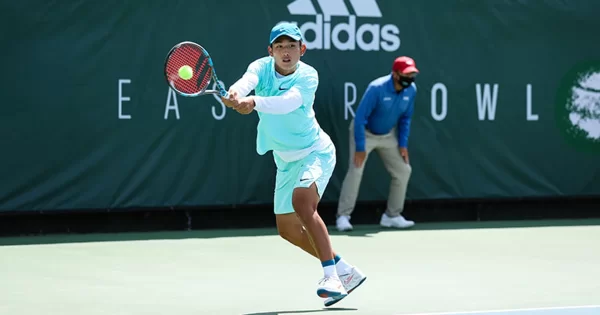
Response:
[221,22,366,305]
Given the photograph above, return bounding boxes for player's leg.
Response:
[336,120,376,231]
[275,212,364,297]
[292,182,333,262]
[291,143,337,266]
[275,212,319,258]
[290,144,348,298]
[273,154,323,259]
[297,144,367,304]
[273,145,364,299]
[275,211,365,304]
[375,133,414,228]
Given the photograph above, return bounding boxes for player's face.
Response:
[269,37,306,75]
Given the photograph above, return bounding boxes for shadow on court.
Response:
[1,218,599,247]
[242,307,358,315]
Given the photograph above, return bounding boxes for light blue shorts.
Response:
[272,144,336,215]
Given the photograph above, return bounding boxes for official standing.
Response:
[336,56,418,231]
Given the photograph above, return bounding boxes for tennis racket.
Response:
[163,41,229,98]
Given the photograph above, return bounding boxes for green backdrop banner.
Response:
[1,0,599,212]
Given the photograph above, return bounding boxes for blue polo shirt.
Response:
[354,74,417,152]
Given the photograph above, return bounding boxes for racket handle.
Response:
[203,89,229,98]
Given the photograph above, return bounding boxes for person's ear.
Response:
[300,43,307,56]
[268,45,273,56]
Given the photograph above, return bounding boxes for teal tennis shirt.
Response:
[245,56,328,157]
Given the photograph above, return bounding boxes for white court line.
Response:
[400,305,600,315]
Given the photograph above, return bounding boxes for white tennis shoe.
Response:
[380,213,415,229]
[323,266,367,307]
[316,276,347,298]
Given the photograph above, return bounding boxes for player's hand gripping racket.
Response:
[163,41,229,98]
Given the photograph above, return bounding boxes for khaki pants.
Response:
[337,119,412,218]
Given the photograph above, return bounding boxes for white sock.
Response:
[335,255,353,275]
[323,265,337,278]
[322,259,338,278]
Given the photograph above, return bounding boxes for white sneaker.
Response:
[316,276,348,298]
[380,213,415,229]
[323,266,367,307]
[336,215,353,231]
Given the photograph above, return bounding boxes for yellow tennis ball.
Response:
[178,65,193,80]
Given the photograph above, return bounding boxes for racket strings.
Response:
[166,44,212,95]
[195,57,212,91]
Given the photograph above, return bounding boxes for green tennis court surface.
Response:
[1,219,599,315]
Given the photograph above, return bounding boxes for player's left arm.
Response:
[235,68,318,115]
[255,68,318,114]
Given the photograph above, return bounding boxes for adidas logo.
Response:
[280,0,401,52]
